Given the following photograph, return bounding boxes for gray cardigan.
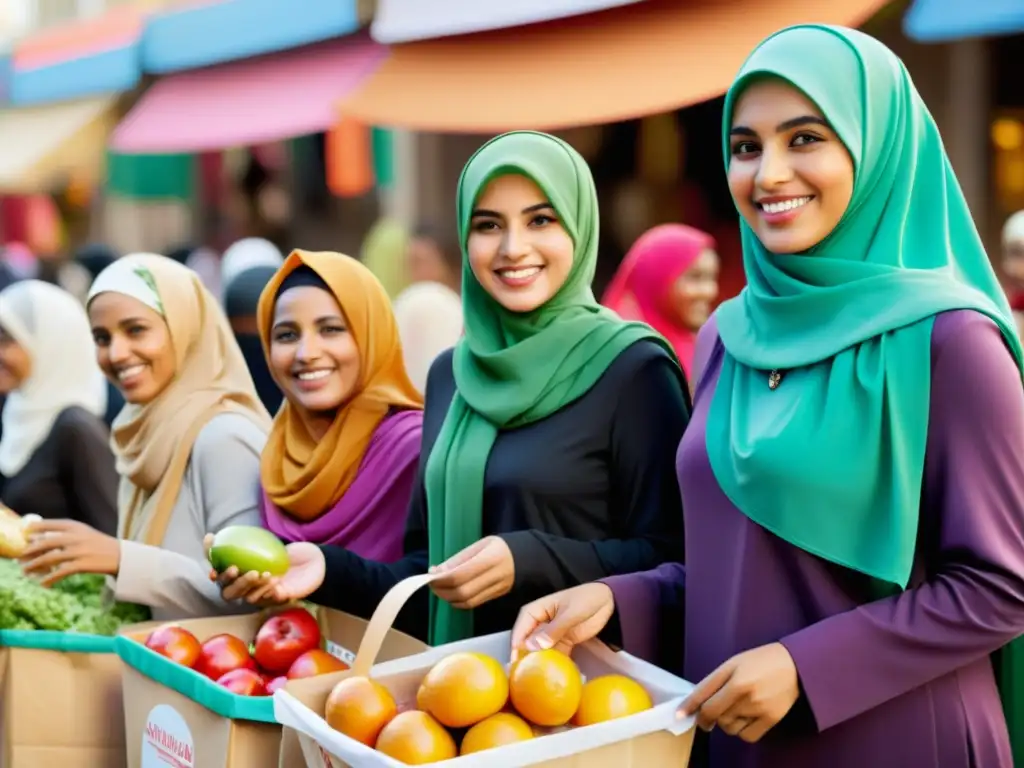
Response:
[112,412,268,621]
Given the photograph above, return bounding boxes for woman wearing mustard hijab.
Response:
[206,250,423,570]
[232,131,690,646]
[512,25,1024,767]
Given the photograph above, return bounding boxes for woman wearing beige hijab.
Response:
[20,254,272,620]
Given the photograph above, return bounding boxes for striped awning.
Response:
[7,7,143,105]
[6,0,365,106]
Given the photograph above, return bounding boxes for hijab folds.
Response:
[0,280,108,477]
[425,131,677,644]
[87,254,271,546]
[257,250,423,522]
[708,25,1023,756]
[602,223,715,376]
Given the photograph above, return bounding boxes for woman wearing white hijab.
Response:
[0,280,117,535]
[20,255,271,620]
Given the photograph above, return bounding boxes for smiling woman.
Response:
[466,174,575,313]
[727,81,854,255]
[225,250,425,566]
[510,24,1024,768]
[19,254,272,621]
[216,132,691,649]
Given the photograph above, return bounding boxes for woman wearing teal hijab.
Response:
[223,131,690,647]
[511,25,1024,767]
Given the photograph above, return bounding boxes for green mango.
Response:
[208,526,289,576]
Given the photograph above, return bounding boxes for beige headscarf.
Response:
[87,254,272,546]
[392,281,464,394]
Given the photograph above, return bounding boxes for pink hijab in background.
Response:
[602,224,714,377]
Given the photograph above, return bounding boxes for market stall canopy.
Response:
[141,0,364,73]
[0,96,118,193]
[110,35,387,153]
[8,7,142,105]
[338,0,890,133]
[903,0,1024,41]
[371,0,648,44]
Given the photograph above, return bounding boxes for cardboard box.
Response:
[116,608,428,768]
[0,622,159,768]
[274,575,697,767]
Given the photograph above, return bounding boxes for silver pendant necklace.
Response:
[768,369,783,390]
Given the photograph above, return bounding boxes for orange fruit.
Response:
[416,652,509,728]
[324,676,398,747]
[509,649,583,727]
[460,712,535,755]
[375,710,457,764]
[572,675,654,726]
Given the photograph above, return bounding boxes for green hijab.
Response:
[707,24,1023,760]
[424,131,676,645]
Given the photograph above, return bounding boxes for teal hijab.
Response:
[424,131,677,645]
[707,24,1023,760]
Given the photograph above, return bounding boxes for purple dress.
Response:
[605,310,1024,767]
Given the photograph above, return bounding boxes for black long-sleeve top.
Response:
[310,339,690,641]
[0,406,119,536]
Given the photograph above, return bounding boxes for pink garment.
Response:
[602,224,714,376]
[260,409,422,563]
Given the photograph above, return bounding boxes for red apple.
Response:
[216,668,268,696]
[145,625,202,668]
[287,649,349,680]
[194,634,256,681]
[266,675,289,695]
[253,608,321,675]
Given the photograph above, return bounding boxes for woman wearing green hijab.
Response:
[222,131,690,646]
[511,25,1024,767]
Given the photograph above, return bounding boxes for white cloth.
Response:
[87,253,166,315]
[0,280,108,476]
[1004,210,1024,246]
[219,238,284,293]
[392,281,463,394]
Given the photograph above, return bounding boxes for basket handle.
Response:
[350,572,439,677]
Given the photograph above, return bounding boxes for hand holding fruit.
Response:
[204,529,325,606]
[19,519,120,587]
[679,642,800,743]
[429,536,516,610]
[511,582,616,657]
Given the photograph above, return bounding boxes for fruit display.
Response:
[0,557,151,633]
[321,648,654,764]
[140,606,347,696]
[207,525,290,577]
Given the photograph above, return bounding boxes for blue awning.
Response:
[6,6,142,106]
[903,0,1024,42]
[9,47,139,105]
[141,0,362,74]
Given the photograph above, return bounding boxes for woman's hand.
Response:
[19,519,120,587]
[204,535,326,606]
[679,642,800,743]
[429,536,515,610]
[510,582,616,657]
